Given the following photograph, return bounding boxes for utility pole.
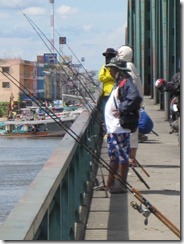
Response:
[49,0,55,53]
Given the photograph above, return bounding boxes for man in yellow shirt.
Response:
[98,48,117,124]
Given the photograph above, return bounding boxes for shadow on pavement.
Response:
[107,193,129,241]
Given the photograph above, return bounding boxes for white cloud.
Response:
[69,25,127,70]
[0,0,41,9]
[79,25,126,50]
[0,12,8,18]
[0,0,127,71]
[56,5,78,18]
[0,37,48,60]
[23,7,46,16]
[82,25,93,32]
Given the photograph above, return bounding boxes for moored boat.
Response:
[0,117,75,138]
[0,98,84,138]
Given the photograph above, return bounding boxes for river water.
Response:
[0,137,62,227]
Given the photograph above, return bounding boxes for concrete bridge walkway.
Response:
[84,96,180,241]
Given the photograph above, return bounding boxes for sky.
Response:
[0,0,128,72]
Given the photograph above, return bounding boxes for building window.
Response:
[1,66,10,73]
[2,82,10,88]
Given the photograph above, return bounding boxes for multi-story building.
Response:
[36,56,45,100]
[0,54,94,108]
[0,58,36,105]
[0,55,62,104]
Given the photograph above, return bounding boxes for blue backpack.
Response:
[138,109,154,134]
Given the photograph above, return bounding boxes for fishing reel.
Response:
[130,201,151,225]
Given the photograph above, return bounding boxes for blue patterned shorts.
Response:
[107,133,130,164]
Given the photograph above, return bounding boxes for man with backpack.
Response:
[116,45,144,165]
[104,57,142,193]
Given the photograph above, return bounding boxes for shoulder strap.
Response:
[113,96,118,109]
[118,79,127,100]
[112,87,119,109]
[119,79,127,88]
[113,81,127,109]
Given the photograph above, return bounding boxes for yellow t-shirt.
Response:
[98,65,115,96]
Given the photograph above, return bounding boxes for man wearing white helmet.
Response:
[117,45,144,165]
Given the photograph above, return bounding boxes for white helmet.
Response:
[155,78,166,89]
[117,45,133,62]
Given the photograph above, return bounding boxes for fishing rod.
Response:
[1,69,147,188]
[55,71,98,118]
[1,69,180,238]
[16,5,99,113]
[92,161,108,198]
[55,29,102,93]
[10,7,150,188]
[54,29,152,185]
[1,68,149,191]
[20,10,103,125]
[0,69,92,140]
[55,30,150,185]
[4,5,151,187]
[58,72,102,126]
[129,163,150,189]
[133,158,150,177]
[64,41,102,93]
[8,69,149,189]
[22,12,97,104]
[56,26,151,184]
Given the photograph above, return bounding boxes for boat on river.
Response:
[0,116,76,138]
[0,98,84,138]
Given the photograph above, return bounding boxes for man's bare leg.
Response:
[106,161,119,189]
[119,163,129,192]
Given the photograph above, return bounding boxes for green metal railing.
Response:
[0,97,103,240]
[126,0,180,119]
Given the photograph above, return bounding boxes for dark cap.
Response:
[102,48,117,56]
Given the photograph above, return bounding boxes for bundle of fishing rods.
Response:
[0,7,180,239]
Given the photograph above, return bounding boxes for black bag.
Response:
[113,78,142,133]
[119,112,139,133]
[113,95,139,133]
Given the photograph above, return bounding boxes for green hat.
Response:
[105,57,131,72]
